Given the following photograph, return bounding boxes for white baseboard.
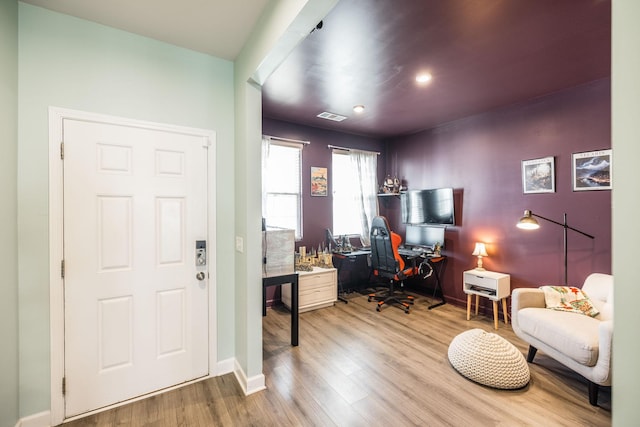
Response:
[233,359,266,396]
[216,357,235,375]
[15,361,263,427]
[16,411,51,427]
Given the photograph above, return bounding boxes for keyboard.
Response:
[398,247,433,257]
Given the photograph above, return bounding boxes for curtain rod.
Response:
[327,144,380,155]
[264,135,310,145]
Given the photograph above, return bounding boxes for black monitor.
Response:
[401,188,455,225]
[404,225,445,250]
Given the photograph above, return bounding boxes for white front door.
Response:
[63,118,209,417]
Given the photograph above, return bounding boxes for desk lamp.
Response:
[472,242,488,270]
[516,210,595,284]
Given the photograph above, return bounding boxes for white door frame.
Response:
[48,107,218,425]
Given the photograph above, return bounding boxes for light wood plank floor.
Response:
[63,292,611,426]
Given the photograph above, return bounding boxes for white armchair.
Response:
[511,273,613,405]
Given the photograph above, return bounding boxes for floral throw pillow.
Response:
[540,286,600,317]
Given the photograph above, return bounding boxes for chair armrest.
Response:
[598,320,613,358]
[511,288,546,311]
[511,288,545,336]
[592,319,613,385]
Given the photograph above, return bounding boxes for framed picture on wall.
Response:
[572,149,612,191]
[522,156,555,194]
[311,167,328,196]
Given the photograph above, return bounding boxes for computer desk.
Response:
[332,249,447,309]
[331,249,372,302]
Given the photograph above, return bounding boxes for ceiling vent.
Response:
[317,111,347,122]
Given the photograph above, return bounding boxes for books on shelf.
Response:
[469,285,496,296]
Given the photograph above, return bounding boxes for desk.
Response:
[333,249,447,309]
[263,272,298,346]
[420,256,447,309]
[332,250,372,301]
[398,250,447,309]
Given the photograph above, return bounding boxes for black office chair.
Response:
[368,216,417,313]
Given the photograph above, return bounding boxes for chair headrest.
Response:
[370,216,391,236]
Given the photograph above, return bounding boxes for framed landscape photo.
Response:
[311,166,328,196]
[572,149,612,191]
[522,156,555,194]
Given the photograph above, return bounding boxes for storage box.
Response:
[262,227,295,277]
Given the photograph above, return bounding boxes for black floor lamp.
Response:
[516,210,595,285]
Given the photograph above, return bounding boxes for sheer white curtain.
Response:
[349,149,379,246]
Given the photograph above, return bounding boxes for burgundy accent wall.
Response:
[383,78,611,307]
[263,118,386,248]
[262,118,385,304]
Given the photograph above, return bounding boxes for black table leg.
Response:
[263,273,299,346]
[291,276,299,346]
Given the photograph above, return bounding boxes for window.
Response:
[332,151,361,236]
[262,138,303,239]
[332,149,378,243]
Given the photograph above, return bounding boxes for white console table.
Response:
[282,267,337,313]
[463,269,510,329]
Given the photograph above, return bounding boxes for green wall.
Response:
[18,3,235,416]
[612,2,640,425]
[0,0,19,425]
[11,0,640,423]
[233,0,338,385]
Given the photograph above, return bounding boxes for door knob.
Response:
[196,272,206,281]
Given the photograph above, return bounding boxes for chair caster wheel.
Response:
[368,295,374,302]
[376,306,381,312]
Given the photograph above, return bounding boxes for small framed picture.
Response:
[311,167,328,196]
[572,149,612,191]
[522,156,555,194]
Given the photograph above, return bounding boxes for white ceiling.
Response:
[20,0,271,60]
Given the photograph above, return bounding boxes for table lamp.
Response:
[472,242,488,270]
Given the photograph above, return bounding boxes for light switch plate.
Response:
[235,236,244,253]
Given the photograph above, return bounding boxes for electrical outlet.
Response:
[235,236,244,253]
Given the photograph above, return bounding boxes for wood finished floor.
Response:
[63,292,611,426]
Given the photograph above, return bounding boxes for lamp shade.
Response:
[517,210,540,230]
[472,242,488,257]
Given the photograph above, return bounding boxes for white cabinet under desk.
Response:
[282,267,337,313]
[463,269,510,329]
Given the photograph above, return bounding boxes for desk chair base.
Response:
[368,283,415,314]
[375,294,414,313]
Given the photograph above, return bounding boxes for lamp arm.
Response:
[530,212,595,240]
[564,225,595,240]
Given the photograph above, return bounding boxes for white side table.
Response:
[463,269,511,329]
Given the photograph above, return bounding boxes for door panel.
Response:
[63,119,209,417]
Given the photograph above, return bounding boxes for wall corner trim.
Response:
[233,359,266,396]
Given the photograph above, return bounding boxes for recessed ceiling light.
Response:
[416,73,432,84]
[353,105,365,113]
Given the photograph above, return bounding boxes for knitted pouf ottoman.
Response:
[448,328,530,389]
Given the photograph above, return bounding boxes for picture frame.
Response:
[572,149,612,191]
[311,166,328,196]
[522,156,555,194]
